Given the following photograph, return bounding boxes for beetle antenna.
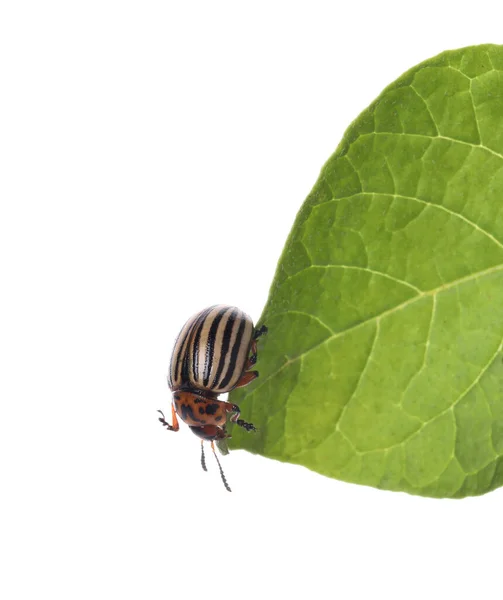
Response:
[200,440,207,472]
[211,441,231,492]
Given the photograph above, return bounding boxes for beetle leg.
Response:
[234,369,258,389]
[238,325,268,379]
[235,418,257,432]
[224,402,257,433]
[242,325,268,373]
[245,339,258,369]
[253,324,268,340]
[246,324,268,368]
[157,404,180,432]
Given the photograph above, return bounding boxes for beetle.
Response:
[158,305,267,491]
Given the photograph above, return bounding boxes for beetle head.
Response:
[189,424,228,441]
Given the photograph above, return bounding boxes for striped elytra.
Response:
[168,305,254,394]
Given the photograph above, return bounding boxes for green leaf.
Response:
[228,44,503,498]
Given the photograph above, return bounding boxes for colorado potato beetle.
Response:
[158,305,267,491]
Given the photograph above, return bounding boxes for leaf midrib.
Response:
[253,262,503,401]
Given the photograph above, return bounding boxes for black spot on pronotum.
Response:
[199,407,205,415]
[180,403,204,424]
[173,393,180,400]
[205,403,220,416]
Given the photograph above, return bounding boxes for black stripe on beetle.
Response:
[211,307,238,389]
[203,307,228,387]
[219,317,247,389]
[190,306,214,382]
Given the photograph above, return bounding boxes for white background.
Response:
[1,1,502,599]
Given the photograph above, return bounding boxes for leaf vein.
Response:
[363,130,503,162]
[347,335,503,456]
[275,309,335,335]
[399,295,436,414]
[317,191,503,250]
[336,320,379,437]
[469,77,482,144]
[409,85,440,135]
[303,264,423,294]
